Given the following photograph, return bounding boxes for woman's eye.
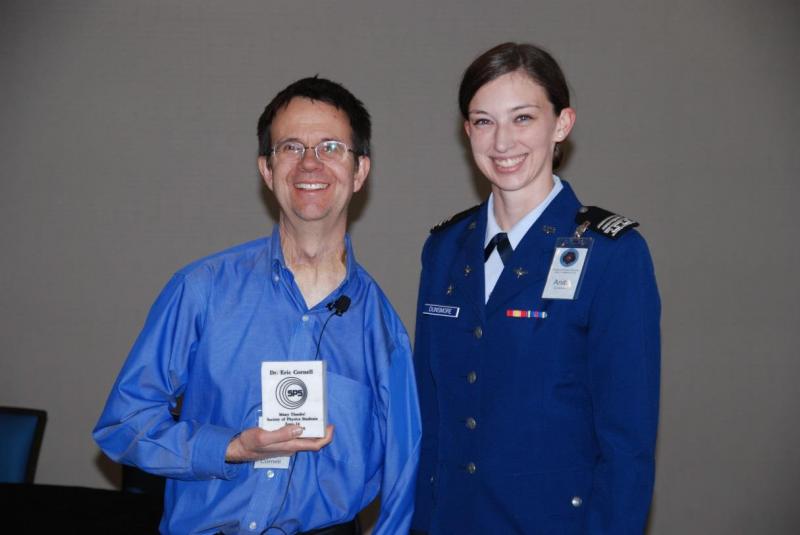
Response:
[515,114,534,123]
[472,118,491,126]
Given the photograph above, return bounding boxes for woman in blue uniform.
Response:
[411,43,660,534]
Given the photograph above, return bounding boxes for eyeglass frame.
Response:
[268,139,360,163]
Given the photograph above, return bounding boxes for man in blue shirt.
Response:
[94,77,421,535]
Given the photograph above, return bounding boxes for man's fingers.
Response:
[230,424,335,461]
[321,424,334,444]
[291,424,334,452]
[258,424,304,445]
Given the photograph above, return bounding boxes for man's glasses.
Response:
[270,140,356,163]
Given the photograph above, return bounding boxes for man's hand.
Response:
[225,424,334,463]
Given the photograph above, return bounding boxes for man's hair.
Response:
[257,76,371,159]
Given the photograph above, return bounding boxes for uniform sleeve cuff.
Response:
[191,424,243,480]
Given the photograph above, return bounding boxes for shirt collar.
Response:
[485,174,564,249]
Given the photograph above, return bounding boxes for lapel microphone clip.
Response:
[327,295,351,316]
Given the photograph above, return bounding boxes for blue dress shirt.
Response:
[94,226,421,535]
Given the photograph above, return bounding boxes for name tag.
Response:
[423,303,460,318]
[542,237,593,300]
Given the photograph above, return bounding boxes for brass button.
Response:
[571,496,583,507]
[465,417,477,430]
[467,371,477,384]
[466,462,476,474]
[473,326,483,339]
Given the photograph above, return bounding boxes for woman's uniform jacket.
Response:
[411,180,660,534]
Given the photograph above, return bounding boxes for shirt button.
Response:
[273,275,280,282]
[249,521,258,530]
[571,496,583,507]
[301,314,309,322]
[465,417,477,430]
[266,470,275,479]
[473,326,483,339]
[467,371,477,384]
[466,462,476,474]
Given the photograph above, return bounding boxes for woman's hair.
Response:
[459,42,571,168]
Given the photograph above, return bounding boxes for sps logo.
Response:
[275,377,308,410]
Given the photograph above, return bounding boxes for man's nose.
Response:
[299,146,323,170]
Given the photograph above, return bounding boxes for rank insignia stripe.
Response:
[575,206,639,240]
[423,304,460,318]
[505,309,548,319]
[430,205,481,233]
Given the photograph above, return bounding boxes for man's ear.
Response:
[258,156,273,191]
[353,156,370,193]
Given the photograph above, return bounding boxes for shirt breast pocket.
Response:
[321,371,376,464]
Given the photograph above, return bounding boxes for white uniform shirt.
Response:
[484,175,563,302]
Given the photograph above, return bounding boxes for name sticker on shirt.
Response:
[422,303,460,318]
[541,237,593,300]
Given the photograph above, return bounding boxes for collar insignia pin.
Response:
[543,225,556,235]
[446,284,454,296]
[467,221,477,230]
[464,265,472,277]
[514,267,528,279]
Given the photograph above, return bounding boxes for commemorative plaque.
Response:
[260,360,327,438]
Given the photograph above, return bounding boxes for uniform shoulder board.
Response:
[430,205,480,234]
[575,206,639,239]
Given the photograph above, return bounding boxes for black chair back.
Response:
[0,406,47,483]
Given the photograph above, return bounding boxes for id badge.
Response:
[541,237,593,300]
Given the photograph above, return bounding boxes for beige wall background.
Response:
[1,1,798,533]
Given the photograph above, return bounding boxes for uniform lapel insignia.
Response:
[514,267,528,279]
[467,221,477,230]
[464,265,472,277]
[446,284,455,296]
[542,225,556,235]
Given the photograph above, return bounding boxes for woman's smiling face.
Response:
[465,70,573,199]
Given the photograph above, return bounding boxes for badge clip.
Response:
[574,221,591,239]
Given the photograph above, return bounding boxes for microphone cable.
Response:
[263,295,350,533]
[314,295,350,361]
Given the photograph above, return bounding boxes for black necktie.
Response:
[484,232,512,266]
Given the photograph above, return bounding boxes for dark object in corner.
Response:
[0,406,47,484]
[122,464,166,496]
